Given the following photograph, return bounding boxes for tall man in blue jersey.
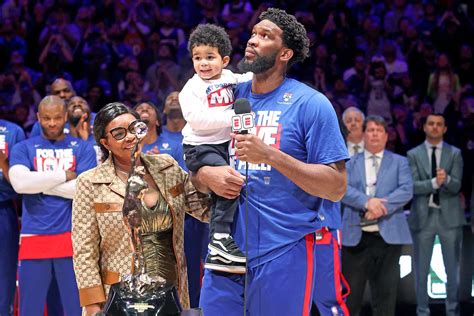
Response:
[196,8,349,316]
[0,119,25,316]
[9,95,97,316]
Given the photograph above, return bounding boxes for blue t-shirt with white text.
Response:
[233,78,349,267]
[10,135,97,234]
[0,119,26,201]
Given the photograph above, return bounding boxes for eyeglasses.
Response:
[105,120,142,141]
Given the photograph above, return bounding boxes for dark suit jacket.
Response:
[407,142,466,231]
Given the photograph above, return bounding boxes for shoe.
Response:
[204,251,246,274]
[208,236,246,263]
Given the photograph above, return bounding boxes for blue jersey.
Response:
[0,119,26,201]
[30,113,96,139]
[143,127,186,170]
[233,78,349,266]
[10,135,97,234]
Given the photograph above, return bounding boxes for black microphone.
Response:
[231,98,254,134]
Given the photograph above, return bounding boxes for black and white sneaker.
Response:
[208,236,246,263]
[204,250,246,274]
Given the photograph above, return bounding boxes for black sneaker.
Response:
[204,250,246,274]
[208,236,246,263]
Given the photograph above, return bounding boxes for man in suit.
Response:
[341,115,413,316]
[342,107,365,157]
[407,113,465,316]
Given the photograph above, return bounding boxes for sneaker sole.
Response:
[204,263,246,274]
[208,244,247,263]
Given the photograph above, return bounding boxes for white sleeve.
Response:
[43,179,76,199]
[9,164,66,194]
[179,80,235,131]
[234,72,253,84]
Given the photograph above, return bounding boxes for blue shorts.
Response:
[200,233,316,316]
[313,228,349,316]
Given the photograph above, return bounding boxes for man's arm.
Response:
[232,133,347,201]
[441,149,463,195]
[9,165,74,194]
[407,150,434,195]
[383,156,413,214]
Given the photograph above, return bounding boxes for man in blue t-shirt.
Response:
[196,8,349,316]
[9,95,97,316]
[0,119,25,316]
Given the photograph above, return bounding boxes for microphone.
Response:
[231,98,254,134]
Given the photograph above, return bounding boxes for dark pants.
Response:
[342,232,402,316]
[184,142,238,236]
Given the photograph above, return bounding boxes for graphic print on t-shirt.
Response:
[34,148,76,172]
[207,83,234,107]
[0,134,8,156]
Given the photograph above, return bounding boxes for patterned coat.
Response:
[72,153,209,309]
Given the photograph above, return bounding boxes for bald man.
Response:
[30,78,77,137]
[9,96,96,316]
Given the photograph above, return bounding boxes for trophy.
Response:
[100,121,183,316]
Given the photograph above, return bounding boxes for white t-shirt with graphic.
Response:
[179,69,252,145]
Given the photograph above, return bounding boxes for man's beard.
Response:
[237,50,278,74]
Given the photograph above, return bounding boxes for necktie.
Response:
[371,155,380,174]
[353,144,360,155]
[431,147,440,205]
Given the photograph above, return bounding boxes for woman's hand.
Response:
[85,304,102,316]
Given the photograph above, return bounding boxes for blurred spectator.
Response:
[391,104,411,154]
[427,53,460,114]
[197,0,222,25]
[456,43,474,89]
[118,70,154,107]
[366,56,393,123]
[38,8,80,51]
[145,43,181,106]
[39,33,73,67]
[221,0,253,25]
[383,0,409,36]
[157,7,186,54]
[135,0,161,31]
[312,65,328,93]
[345,52,368,101]
[85,83,106,113]
[383,41,408,79]
[432,9,465,59]
[51,78,76,102]
[407,40,436,96]
[416,1,438,40]
[0,18,27,71]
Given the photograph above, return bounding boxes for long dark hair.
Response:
[94,102,140,162]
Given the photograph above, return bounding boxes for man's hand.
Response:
[195,166,245,199]
[231,133,273,164]
[366,197,388,219]
[65,170,77,181]
[76,113,90,141]
[436,168,446,186]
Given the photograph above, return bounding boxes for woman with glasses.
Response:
[71,102,210,315]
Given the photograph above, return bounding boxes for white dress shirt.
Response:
[362,149,384,232]
[347,140,364,157]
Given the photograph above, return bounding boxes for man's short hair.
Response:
[424,113,445,125]
[342,107,365,122]
[259,8,310,67]
[188,24,232,58]
[363,115,387,132]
